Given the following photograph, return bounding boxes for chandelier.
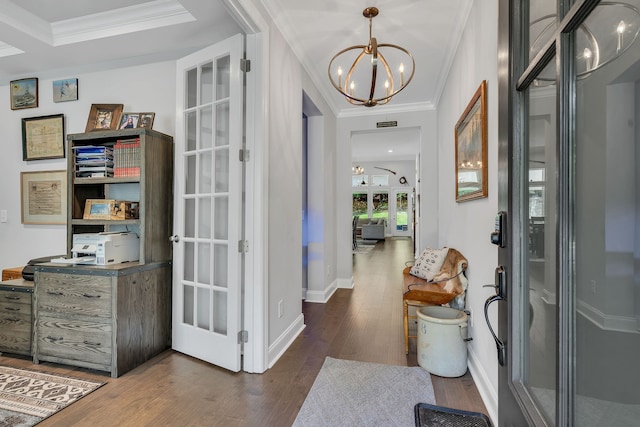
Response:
[328,7,415,107]
[352,165,364,174]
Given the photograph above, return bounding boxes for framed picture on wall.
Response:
[20,170,67,224]
[10,78,38,110]
[52,78,79,102]
[455,80,488,202]
[21,114,66,161]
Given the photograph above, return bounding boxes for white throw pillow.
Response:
[410,248,449,281]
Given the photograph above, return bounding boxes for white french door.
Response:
[172,34,245,372]
[390,189,412,237]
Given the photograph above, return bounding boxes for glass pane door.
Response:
[574,2,640,424]
[526,61,558,424]
[173,34,244,372]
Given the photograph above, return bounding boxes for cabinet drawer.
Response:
[0,311,31,354]
[37,274,111,319]
[0,289,31,308]
[36,315,112,366]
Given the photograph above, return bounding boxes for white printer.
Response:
[71,232,140,265]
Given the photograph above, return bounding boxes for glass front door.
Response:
[498,0,640,424]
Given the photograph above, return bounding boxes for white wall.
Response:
[266,25,305,356]
[0,61,176,270]
[302,77,338,304]
[435,0,499,422]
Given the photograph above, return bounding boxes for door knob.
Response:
[169,235,180,243]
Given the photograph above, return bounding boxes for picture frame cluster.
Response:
[84,105,155,132]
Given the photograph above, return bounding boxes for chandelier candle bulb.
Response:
[338,66,343,88]
[399,63,405,86]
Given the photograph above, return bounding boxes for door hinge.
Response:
[238,240,249,253]
[239,149,250,162]
[238,330,248,344]
[240,58,251,73]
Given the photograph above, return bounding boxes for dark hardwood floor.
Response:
[0,237,487,426]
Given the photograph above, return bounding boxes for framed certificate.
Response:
[20,170,67,225]
[22,114,65,161]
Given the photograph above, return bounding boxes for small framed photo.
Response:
[85,104,123,132]
[119,113,140,129]
[53,78,78,102]
[20,170,67,224]
[10,78,38,110]
[138,112,155,129]
[22,114,66,161]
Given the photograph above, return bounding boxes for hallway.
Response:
[0,237,486,426]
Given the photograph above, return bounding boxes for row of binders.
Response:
[73,139,141,178]
[113,138,141,177]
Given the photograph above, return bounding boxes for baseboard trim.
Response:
[305,279,338,303]
[467,345,498,426]
[268,313,305,369]
[337,277,354,289]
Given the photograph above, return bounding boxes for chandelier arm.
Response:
[374,51,393,105]
[368,37,378,105]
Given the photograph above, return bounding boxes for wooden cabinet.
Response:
[0,279,34,356]
[66,129,173,263]
[34,263,171,377]
[32,128,174,376]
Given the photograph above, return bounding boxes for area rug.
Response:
[293,357,435,427]
[0,366,105,426]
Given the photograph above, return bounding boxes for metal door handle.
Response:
[484,293,505,366]
[169,235,180,243]
[484,265,506,366]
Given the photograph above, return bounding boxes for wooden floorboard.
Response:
[0,237,488,426]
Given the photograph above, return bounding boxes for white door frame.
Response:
[222,0,269,374]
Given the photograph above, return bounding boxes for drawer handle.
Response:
[4,295,20,300]
[46,291,64,296]
[47,336,64,341]
[83,340,102,346]
[82,294,101,299]
[5,317,20,322]
[4,307,20,312]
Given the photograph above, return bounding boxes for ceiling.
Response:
[0,0,474,161]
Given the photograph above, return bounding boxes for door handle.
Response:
[484,266,506,366]
[169,235,180,243]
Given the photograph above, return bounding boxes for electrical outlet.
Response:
[278,300,284,318]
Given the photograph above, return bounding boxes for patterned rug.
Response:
[293,357,435,426]
[0,366,105,426]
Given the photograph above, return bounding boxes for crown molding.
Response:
[0,41,24,58]
[51,0,195,46]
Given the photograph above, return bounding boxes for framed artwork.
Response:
[119,113,140,129]
[22,114,66,161]
[138,112,155,129]
[20,170,67,225]
[53,78,78,102]
[10,78,38,110]
[455,80,488,202]
[85,104,123,132]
